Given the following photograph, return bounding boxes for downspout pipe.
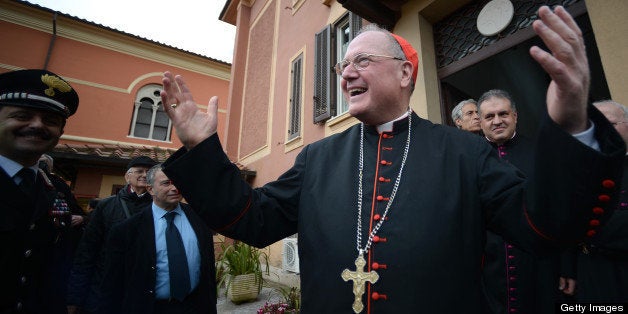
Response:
[43,12,58,70]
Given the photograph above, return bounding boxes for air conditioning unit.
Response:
[282,238,300,273]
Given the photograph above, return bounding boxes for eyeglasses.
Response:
[334,53,403,76]
[612,121,628,126]
[127,169,148,175]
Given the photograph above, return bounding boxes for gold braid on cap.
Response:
[41,74,72,97]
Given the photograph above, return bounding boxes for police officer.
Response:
[0,69,79,313]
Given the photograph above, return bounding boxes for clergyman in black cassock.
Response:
[158,7,625,314]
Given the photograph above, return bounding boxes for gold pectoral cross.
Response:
[341,253,379,313]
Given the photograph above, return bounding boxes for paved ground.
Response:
[216,284,286,314]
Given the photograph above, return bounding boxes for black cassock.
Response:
[576,156,628,302]
[164,109,624,313]
[481,134,574,314]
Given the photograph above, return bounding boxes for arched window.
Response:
[129,84,172,141]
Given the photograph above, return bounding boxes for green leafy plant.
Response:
[216,241,270,298]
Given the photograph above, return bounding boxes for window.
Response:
[288,53,303,141]
[129,84,172,141]
[313,12,362,123]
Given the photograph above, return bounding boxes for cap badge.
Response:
[41,74,72,97]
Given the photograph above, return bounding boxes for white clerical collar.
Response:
[376,110,410,133]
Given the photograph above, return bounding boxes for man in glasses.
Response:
[158,6,623,313]
[67,156,157,314]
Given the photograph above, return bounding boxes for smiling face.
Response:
[125,166,152,194]
[339,31,414,125]
[0,106,64,166]
[479,97,518,145]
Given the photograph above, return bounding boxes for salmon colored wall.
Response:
[230,0,330,189]
[0,16,229,149]
[225,3,251,160]
[239,3,275,158]
[226,0,343,269]
[73,167,121,197]
[1,1,231,198]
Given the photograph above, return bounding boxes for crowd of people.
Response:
[1,5,626,314]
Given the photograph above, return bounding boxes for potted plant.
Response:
[216,241,270,303]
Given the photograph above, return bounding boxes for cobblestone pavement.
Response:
[217,286,284,314]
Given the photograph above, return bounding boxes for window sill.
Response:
[325,111,359,136]
[284,135,303,153]
[126,135,173,144]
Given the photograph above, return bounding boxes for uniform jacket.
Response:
[0,168,74,313]
[66,185,152,311]
[163,109,624,313]
[98,204,217,314]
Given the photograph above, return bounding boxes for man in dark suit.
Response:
[99,164,217,314]
[0,69,79,313]
[67,155,157,314]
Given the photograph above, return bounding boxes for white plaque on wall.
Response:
[477,0,515,36]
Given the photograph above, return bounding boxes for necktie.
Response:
[15,168,35,194]
[164,211,191,301]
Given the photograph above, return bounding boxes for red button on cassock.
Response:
[598,194,611,202]
[371,292,387,300]
[373,236,387,243]
[373,214,381,221]
[377,195,384,201]
[589,219,600,227]
[372,262,387,270]
[602,179,615,189]
[592,207,605,215]
[380,160,388,165]
[586,230,597,237]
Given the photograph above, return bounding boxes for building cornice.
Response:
[1,0,231,80]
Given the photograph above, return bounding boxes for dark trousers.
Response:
[154,288,204,314]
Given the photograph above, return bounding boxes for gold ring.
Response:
[170,103,178,109]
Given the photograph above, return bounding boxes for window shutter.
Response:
[288,56,302,140]
[350,13,362,40]
[313,25,332,123]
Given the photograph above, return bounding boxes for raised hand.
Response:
[530,6,590,134]
[160,71,218,149]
